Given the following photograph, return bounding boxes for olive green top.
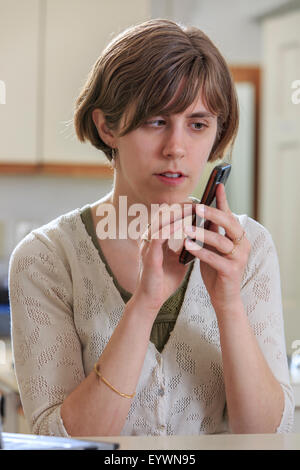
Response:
[80,205,193,353]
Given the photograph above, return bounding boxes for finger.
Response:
[195,203,241,242]
[184,224,234,254]
[184,240,232,274]
[139,237,151,257]
[146,202,194,238]
[147,213,193,242]
[140,210,195,264]
[139,237,165,273]
[145,238,164,267]
[216,183,231,213]
[168,215,191,253]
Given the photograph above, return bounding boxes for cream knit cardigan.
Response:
[8,208,294,436]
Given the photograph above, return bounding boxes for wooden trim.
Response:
[0,164,39,175]
[229,66,261,221]
[0,163,114,178]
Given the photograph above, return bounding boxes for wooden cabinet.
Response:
[0,0,150,174]
[259,11,300,357]
[0,0,40,164]
[43,0,150,166]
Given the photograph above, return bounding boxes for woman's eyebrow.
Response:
[158,110,216,119]
[186,111,215,119]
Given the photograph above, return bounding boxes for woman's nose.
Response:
[162,127,186,159]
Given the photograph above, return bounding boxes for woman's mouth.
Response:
[154,172,187,186]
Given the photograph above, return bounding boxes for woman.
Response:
[9,19,294,437]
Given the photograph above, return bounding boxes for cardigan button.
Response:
[158,387,164,397]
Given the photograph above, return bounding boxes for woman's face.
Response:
[113,93,218,207]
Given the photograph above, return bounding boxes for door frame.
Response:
[230,66,261,221]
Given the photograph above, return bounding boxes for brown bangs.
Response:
[118,57,206,136]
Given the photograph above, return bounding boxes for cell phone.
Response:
[179,163,232,265]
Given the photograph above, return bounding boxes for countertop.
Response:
[79,433,300,450]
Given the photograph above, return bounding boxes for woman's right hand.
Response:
[132,202,194,316]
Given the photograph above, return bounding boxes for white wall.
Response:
[151,0,295,64]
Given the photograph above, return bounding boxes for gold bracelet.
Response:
[93,362,135,399]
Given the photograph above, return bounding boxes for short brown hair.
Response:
[74,19,239,163]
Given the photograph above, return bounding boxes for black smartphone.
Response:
[179,163,232,265]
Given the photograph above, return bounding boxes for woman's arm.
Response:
[215,300,284,433]
[61,295,156,436]
[183,184,294,433]
[10,234,159,437]
[10,209,188,437]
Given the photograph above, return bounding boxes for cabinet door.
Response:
[260,11,300,356]
[0,0,40,163]
[42,0,150,165]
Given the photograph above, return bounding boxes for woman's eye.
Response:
[192,122,206,130]
[146,119,166,127]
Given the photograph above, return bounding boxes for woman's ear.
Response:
[92,109,117,148]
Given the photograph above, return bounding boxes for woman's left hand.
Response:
[183,183,251,314]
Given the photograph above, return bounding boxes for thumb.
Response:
[140,237,164,270]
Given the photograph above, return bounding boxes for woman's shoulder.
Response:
[235,213,274,243]
[9,207,85,265]
[234,213,278,263]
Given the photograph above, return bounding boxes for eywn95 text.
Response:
[104,453,196,466]
[148,454,196,464]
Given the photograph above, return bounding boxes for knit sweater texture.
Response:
[8,207,294,436]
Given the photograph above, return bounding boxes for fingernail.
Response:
[196,204,205,214]
[185,238,199,249]
[185,238,202,251]
[184,225,194,234]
